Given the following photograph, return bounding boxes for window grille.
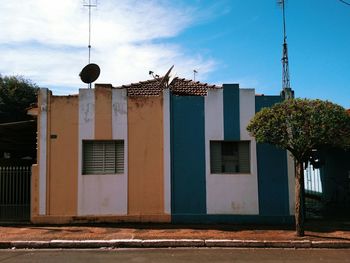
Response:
[210,141,250,174]
[83,140,124,175]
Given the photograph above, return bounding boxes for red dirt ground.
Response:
[0,221,349,241]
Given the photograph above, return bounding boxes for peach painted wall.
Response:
[127,96,165,216]
[31,164,39,218]
[95,86,112,139]
[47,95,78,215]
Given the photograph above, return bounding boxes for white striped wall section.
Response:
[205,88,259,215]
[78,88,130,216]
[77,89,95,215]
[205,88,224,214]
[163,89,171,214]
[39,88,48,215]
[110,88,128,215]
[237,88,259,214]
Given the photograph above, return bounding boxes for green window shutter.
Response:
[83,140,124,175]
[93,142,105,173]
[115,140,124,173]
[83,142,93,175]
[238,141,250,173]
[83,141,104,174]
[104,142,117,174]
[210,141,222,173]
[209,141,251,174]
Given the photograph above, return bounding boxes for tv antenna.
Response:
[84,0,97,64]
[80,0,100,88]
[278,0,294,99]
[148,70,160,79]
[193,69,198,81]
[160,65,174,88]
[149,65,174,88]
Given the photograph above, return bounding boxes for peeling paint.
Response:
[113,102,127,115]
[231,201,244,213]
[83,103,94,123]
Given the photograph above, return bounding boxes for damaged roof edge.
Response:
[115,77,222,97]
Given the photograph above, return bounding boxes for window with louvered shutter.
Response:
[82,140,124,175]
[210,141,250,174]
[238,142,250,173]
[210,141,222,173]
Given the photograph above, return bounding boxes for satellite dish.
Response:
[159,65,174,88]
[79,63,100,84]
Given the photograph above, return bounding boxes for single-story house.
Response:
[30,77,295,224]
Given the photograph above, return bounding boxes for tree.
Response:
[247,98,350,236]
[0,75,38,123]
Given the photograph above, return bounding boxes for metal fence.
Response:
[304,163,323,196]
[0,166,31,222]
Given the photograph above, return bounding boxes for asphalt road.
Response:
[0,248,349,263]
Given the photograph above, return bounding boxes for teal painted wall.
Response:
[321,148,350,205]
[223,84,240,140]
[170,95,207,216]
[169,92,293,224]
[172,214,293,224]
[255,96,290,216]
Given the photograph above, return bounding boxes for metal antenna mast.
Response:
[84,0,97,64]
[193,69,198,81]
[279,0,294,99]
[79,0,101,89]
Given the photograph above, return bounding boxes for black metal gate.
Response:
[304,163,323,219]
[0,166,31,222]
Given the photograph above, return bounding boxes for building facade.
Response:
[31,78,295,224]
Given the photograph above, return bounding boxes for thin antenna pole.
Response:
[88,0,91,64]
[84,0,97,64]
[84,0,97,88]
[282,0,287,44]
[193,70,198,81]
[281,0,290,89]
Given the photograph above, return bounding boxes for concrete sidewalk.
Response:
[0,221,349,249]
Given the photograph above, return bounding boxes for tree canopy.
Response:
[0,75,38,123]
[247,98,350,162]
[247,98,350,236]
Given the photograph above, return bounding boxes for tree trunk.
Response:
[295,161,305,237]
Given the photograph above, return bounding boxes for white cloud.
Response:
[0,0,216,94]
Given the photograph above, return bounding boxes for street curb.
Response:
[141,239,205,248]
[1,239,350,249]
[205,240,312,248]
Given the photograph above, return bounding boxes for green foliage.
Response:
[0,75,38,123]
[247,98,350,162]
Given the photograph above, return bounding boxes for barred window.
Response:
[82,140,124,175]
[210,141,250,174]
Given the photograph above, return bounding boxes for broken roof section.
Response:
[116,77,220,97]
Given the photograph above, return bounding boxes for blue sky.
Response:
[0,0,349,108]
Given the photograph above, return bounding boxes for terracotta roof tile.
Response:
[170,77,218,96]
[118,77,220,97]
[121,79,163,97]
